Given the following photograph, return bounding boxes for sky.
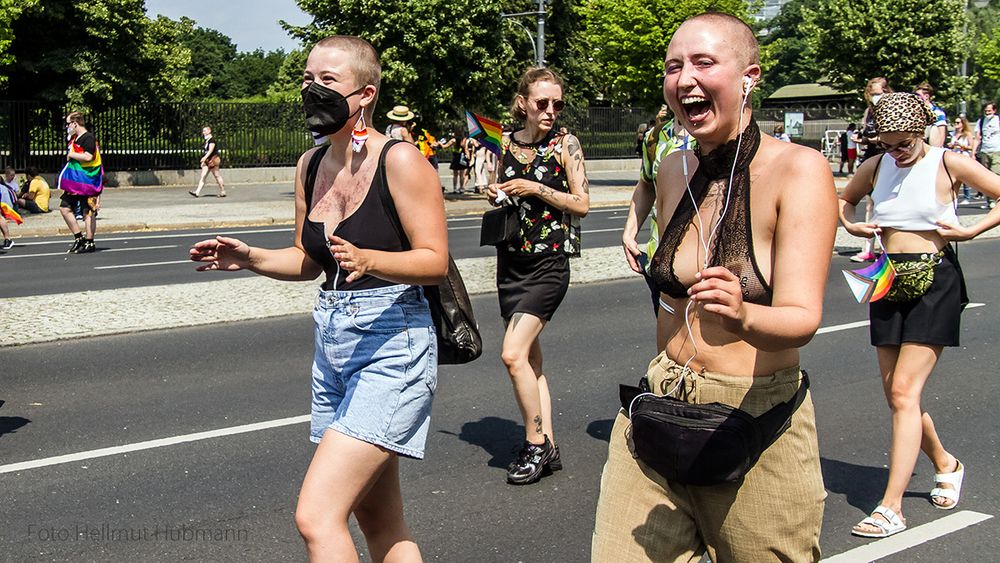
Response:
[145,0,312,53]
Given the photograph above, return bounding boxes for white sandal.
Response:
[931,459,964,510]
[852,505,907,538]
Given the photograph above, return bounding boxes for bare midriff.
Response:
[880,228,947,254]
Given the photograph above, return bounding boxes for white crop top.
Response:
[871,146,958,231]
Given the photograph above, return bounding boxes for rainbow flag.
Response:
[58,140,103,196]
[0,202,22,225]
[466,111,503,157]
[842,253,895,303]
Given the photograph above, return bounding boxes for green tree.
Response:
[578,0,749,107]
[1,0,200,107]
[758,0,820,99]
[178,21,239,98]
[266,48,309,102]
[0,0,40,87]
[803,0,968,107]
[287,0,521,130]
[217,49,287,100]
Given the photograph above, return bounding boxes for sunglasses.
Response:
[533,98,565,112]
[877,136,920,153]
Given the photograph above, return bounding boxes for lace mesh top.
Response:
[648,120,773,305]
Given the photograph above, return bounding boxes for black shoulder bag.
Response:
[373,141,483,364]
[618,372,809,486]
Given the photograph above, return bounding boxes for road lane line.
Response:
[816,303,985,335]
[0,415,310,475]
[94,260,192,270]
[0,245,178,259]
[822,511,993,562]
[17,228,295,246]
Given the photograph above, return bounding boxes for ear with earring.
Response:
[351,108,369,153]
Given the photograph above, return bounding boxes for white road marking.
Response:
[17,228,294,246]
[822,511,993,562]
[93,260,192,270]
[816,303,985,335]
[0,245,178,259]
[0,415,310,475]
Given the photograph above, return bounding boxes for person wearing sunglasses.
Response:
[838,92,1000,539]
[485,67,590,485]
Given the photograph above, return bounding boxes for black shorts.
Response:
[869,248,967,347]
[60,193,97,212]
[497,251,570,322]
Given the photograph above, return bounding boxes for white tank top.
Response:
[871,146,959,231]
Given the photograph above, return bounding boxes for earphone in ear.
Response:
[742,76,754,95]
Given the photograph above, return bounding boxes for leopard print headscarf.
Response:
[874,92,936,134]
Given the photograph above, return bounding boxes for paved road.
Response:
[2,239,998,561]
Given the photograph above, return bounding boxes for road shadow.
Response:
[0,417,30,438]
[822,457,929,514]
[441,416,523,469]
[586,418,615,442]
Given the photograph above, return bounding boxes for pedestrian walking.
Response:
[592,13,837,562]
[58,111,102,254]
[973,101,1000,209]
[448,129,472,194]
[838,92,1000,538]
[485,66,590,485]
[948,116,974,202]
[470,136,495,194]
[839,123,859,175]
[384,105,415,143]
[189,126,226,198]
[853,77,893,262]
[189,35,448,562]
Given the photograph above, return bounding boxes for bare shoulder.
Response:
[384,137,428,168]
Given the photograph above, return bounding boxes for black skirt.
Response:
[497,251,570,322]
[869,247,967,347]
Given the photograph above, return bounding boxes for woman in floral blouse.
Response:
[486,67,590,485]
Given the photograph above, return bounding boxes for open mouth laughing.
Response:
[680,95,711,124]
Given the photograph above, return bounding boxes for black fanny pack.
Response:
[619,371,809,486]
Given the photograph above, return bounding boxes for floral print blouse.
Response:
[499,129,581,256]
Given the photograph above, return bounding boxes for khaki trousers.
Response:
[591,353,826,563]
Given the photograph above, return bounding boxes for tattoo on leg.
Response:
[510,312,524,331]
[534,415,543,435]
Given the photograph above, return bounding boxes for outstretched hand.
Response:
[687,267,747,334]
[189,236,251,271]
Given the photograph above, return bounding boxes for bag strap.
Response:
[374,139,411,250]
[303,145,330,209]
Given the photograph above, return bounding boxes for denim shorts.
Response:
[310,284,437,459]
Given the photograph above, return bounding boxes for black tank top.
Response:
[301,141,407,290]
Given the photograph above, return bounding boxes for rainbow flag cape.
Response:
[0,202,22,225]
[842,253,895,303]
[466,111,503,157]
[58,139,103,196]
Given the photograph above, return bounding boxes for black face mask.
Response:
[301,82,365,136]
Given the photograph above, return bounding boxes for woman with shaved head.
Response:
[592,12,836,562]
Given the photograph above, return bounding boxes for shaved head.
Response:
[679,12,759,68]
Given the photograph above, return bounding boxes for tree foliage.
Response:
[803,0,968,105]
[0,0,40,86]
[758,0,819,99]
[578,0,749,108]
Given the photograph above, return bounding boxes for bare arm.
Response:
[494,134,590,216]
[202,142,216,162]
[330,143,449,285]
[936,151,1000,240]
[837,155,880,237]
[622,177,654,273]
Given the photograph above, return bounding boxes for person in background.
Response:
[973,101,1000,209]
[384,105,416,143]
[17,167,51,214]
[948,116,974,202]
[915,81,947,148]
[190,35,447,561]
[448,129,472,194]
[839,91,1000,539]
[189,126,226,198]
[0,167,19,250]
[58,111,102,254]
[773,123,791,142]
[839,123,859,176]
[852,77,892,262]
[487,66,590,485]
[470,136,494,194]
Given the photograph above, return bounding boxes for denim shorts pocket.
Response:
[350,302,408,333]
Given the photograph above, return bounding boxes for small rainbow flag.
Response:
[466,111,503,157]
[1,202,22,225]
[58,140,104,197]
[842,253,895,303]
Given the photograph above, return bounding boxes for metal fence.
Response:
[0,101,653,172]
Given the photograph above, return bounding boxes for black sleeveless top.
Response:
[203,136,219,158]
[301,141,407,290]
[648,120,773,305]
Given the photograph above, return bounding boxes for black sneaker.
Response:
[78,240,97,254]
[546,444,563,473]
[1,239,12,251]
[507,436,555,485]
[67,237,84,253]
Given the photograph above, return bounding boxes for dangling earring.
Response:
[351,108,368,153]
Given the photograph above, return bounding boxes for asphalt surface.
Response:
[2,239,999,561]
[0,206,649,299]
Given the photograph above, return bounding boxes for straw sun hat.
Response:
[386,105,415,121]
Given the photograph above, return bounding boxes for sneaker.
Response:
[507,436,555,485]
[1,239,12,250]
[78,240,97,253]
[67,237,84,253]
[850,251,875,263]
[547,444,563,473]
